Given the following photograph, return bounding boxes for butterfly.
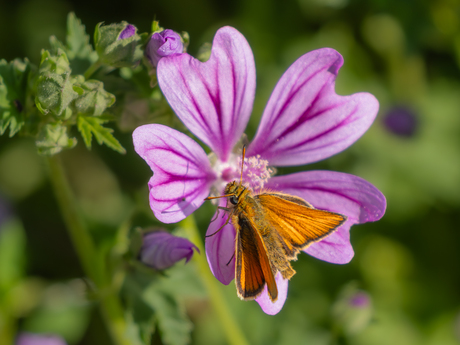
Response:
[205,148,347,302]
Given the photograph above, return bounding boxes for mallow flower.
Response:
[140,230,199,270]
[133,26,386,314]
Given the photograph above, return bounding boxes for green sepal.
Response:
[151,20,163,34]
[36,123,77,156]
[77,115,126,153]
[181,31,190,52]
[94,21,144,68]
[74,79,115,116]
[0,59,32,137]
[35,50,79,116]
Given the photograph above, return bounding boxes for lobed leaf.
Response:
[77,115,126,153]
[142,286,193,345]
[0,59,31,137]
[49,12,98,75]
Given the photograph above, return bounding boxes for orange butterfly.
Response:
[206,148,346,302]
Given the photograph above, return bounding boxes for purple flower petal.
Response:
[133,124,217,223]
[205,198,236,285]
[265,170,386,263]
[255,272,288,315]
[247,48,379,166]
[145,29,184,67]
[16,333,67,345]
[141,231,199,270]
[118,24,136,40]
[157,26,256,162]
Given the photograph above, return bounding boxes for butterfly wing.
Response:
[255,192,346,257]
[234,214,278,301]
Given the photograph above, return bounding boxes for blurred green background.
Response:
[1,0,460,344]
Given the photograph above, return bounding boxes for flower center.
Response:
[239,155,274,192]
[211,153,274,195]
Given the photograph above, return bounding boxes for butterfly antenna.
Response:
[240,146,246,185]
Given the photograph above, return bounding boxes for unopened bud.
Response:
[145,29,184,68]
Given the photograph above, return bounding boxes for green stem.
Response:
[46,155,129,345]
[84,61,102,79]
[180,215,249,345]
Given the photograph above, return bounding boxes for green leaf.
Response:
[65,12,98,74]
[0,59,32,137]
[74,79,115,116]
[36,123,77,155]
[77,115,125,153]
[143,285,193,345]
[122,272,157,345]
[49,13,98,76]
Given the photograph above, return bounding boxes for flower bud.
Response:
[35,50,79,117]
[119,24,136,40]
[94,21,143,68]
[16,333,67,345]
[145,29,184,68]
[140,231,199,270]
[332,286,373,335]
[383,106,418,137]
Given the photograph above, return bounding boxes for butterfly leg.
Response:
[210,206,231,223]
[205,209,233,238]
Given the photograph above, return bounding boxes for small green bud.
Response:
[35,50,79,116]
[36,123,77,155]
[94,21,143,68]
[74,79,115,116]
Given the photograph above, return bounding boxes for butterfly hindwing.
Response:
[234,214,278,301]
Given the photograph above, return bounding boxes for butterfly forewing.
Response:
[255,193,346,254]
[235,215,278,301]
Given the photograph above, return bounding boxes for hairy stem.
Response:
[83,61,102,79]
[46,155,128,345]
[180,215,249,345]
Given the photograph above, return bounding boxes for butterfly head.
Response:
[224,181,249,206]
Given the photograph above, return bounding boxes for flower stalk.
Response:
[179,215,249,345]
[46,155,128,345]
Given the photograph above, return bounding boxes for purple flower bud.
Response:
[118,24,136,40]
[140,231,199,270]
[332,287,373,334]
[383,106,418,137]
[349,291,370,308]
[145,29,183,67]
[16,333,67,345]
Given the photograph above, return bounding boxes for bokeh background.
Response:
[1,0,460,344]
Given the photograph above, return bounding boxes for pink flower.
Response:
[133,27,386,314]
[140,230,199,270]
